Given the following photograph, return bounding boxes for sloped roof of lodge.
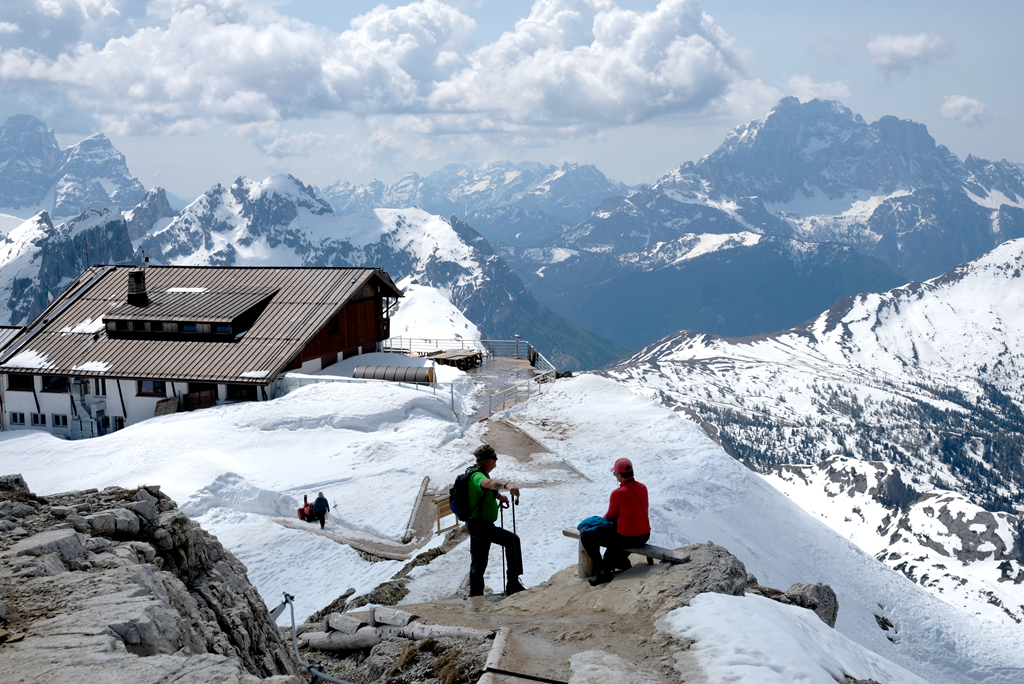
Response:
[0,265,402,384]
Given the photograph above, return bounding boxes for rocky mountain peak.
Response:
[124,187,180,241]
[0,115,61,211]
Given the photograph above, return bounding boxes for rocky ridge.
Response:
[0,207,136,325]
[0,475,300,683]
[319,160,631,248]
[299,539,844,684]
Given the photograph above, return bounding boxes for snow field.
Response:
[659,592,929,684]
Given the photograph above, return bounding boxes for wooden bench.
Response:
[562,527,690,578]
[435,496,457,534]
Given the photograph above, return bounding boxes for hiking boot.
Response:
[615,559,632,571]
[505,579,527,596]
[589,571,613,587]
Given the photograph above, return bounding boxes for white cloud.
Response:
[787,75,850,103]
[430,0,746,125]
[0,0,752,136]
[228,121,329,157]
[940,95,989,127]
[0,22,23,33]
[867,32,952,78]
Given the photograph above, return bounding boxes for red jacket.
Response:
[604,479,650,537]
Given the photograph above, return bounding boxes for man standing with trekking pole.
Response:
[466,444,527,597]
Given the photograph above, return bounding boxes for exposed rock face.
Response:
[0,115,61,211]
[0,479,300,684]
[745,574,840,628]
[0,207,137,325]
[126,187,181,241]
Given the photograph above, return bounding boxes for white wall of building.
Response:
[1,374,265,439]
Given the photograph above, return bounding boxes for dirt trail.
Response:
[348,563,709,684]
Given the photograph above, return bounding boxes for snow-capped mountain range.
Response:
[136,173,622,369]
[602,238,1024,625]
[767,456,1024,626]
[564,98,1024,283]
[0,115,146,220]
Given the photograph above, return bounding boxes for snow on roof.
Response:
[58,318,106,334]
[71,361,110,373]
[5,349,55,369]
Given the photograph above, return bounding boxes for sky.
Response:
[1,0,1021,199]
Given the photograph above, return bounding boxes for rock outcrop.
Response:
[0,477,300,683]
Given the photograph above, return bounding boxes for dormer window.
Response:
[105,288,276,341]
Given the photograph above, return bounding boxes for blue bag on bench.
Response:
[577,516,614,534]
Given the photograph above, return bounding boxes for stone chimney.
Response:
[127,269,148,307]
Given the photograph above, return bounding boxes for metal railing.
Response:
[383,336,556,418]
[382,336,556,373]
[484,375,552,416]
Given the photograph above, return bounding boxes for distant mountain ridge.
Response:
[564,98,1024,282]
[0,115,147,220]
[318,160,632,248]
[511,233,906,350]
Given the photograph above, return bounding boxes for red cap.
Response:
[611,458,633,474]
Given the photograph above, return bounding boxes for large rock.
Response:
[492,542,748,623]
[781,582,839,628]
[0,482,301,684]
[0,474,29,494]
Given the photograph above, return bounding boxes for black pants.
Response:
[466,520,523,596]
[580,527,650,574]
[316,511,326,528]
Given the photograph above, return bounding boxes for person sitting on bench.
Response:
[581,457,650,586]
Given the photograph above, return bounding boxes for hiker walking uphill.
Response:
[464,444,526,597]
[581,457,651,586]
[313,492,330,529]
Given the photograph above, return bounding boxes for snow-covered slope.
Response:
[765,457,1024,625]
[603,237,1024,624]
[2,372,1022,683]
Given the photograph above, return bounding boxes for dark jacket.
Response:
[313,496,330,513]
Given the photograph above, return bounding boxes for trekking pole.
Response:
[500,503,506,591]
